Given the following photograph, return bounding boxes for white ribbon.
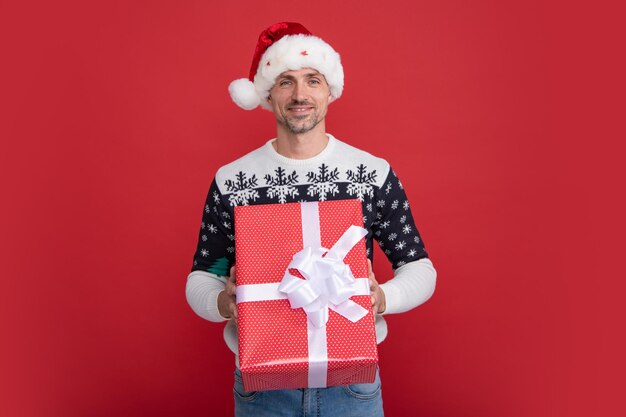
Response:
[235,201,370,389]
[278,228,370,328]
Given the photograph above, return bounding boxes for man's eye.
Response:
[279,80,292,87]
[309,79,320,85]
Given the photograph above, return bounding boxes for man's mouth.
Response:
[288,106,313,113]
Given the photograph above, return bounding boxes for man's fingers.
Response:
[218,289,238,320]
[226,264,237,297]
[371,293,382,314]
[227,284,236,297]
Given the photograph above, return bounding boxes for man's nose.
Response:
[292,81,308,101]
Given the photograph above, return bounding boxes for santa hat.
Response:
[228,22,344,110]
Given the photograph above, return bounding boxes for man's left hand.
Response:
[368,259,386,314]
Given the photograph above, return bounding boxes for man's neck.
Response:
[273,123,329,160]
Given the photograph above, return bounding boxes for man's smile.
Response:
[287,104,314,113]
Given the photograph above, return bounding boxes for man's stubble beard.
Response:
[276,101,325,135]
[281,114,321,134]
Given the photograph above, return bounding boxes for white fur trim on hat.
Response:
[229,34,344,111]
[228,78,261,110]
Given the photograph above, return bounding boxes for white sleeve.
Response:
[379,257,437,315]
[185,270,229,322]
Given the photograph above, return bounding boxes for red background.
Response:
[1,1,622,416]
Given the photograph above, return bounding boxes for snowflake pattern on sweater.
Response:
[306,163,340,201]
[191,135,428,274]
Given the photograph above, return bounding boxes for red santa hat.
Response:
[228,22,344,110]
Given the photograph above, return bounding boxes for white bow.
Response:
[278,225,370,328]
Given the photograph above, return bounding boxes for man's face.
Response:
[268,68,332,135]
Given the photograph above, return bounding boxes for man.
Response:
[186,22,436,416]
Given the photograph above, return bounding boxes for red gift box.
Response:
[234,199,378,391]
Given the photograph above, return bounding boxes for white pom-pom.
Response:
[228,78,261,110]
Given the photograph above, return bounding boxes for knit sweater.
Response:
[185,134,436,362]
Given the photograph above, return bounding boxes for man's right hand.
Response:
[217,265,237,320]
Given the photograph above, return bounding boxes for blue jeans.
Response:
[233,368,384,417]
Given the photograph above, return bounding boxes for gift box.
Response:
[234,199,378,391]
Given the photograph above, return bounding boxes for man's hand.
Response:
[368,259,386,314]
[217,265,238,321]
